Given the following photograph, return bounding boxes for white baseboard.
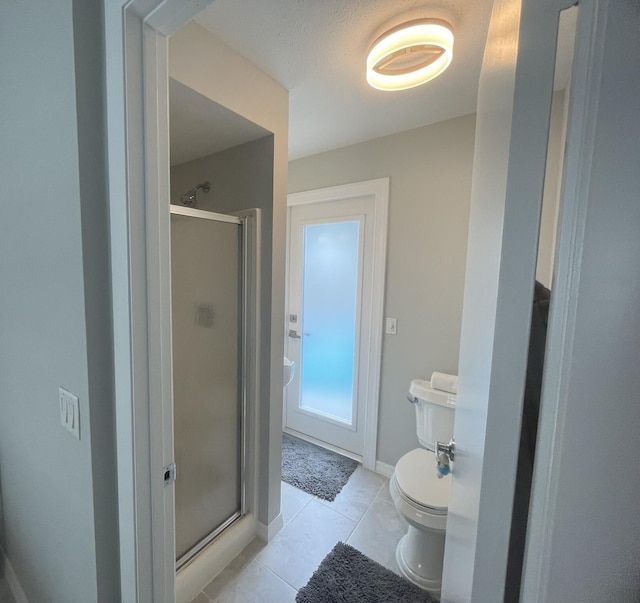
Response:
[175,514,257,603]
[375,460,395,478]
[1,547,28,603]
[256,512,283,542]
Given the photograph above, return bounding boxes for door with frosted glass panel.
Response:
[285,197,375,456]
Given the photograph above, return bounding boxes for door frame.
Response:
[441,0,603,601]
[104,2,218,601]
[521,0,615,598]
[285,179,389,470]
[102,0,616,601]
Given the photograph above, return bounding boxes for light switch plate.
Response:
[59,387,80,440]
[385,317,398,335]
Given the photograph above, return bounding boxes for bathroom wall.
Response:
[288,90,567,467]
[170,136,273,215]
[288,115,476,466]
[0,0,118,601]
[170,23,288,529]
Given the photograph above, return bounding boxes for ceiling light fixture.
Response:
[366,19,454,91]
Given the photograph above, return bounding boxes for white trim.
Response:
[1,548,28,603]
[170,205,242,224]
[375,460,395,478]
[521,0,605,599]
[256,513,284,542]
[288,178,390,207]
[142,22,175,603]
[104,1,217,601]
[175,515,257,603]
[286,178,389,471]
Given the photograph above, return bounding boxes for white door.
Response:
[440,0,577,600]
[285,181,388,461]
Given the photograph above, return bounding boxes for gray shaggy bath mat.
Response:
[296,542,438,603]
[281,433,359,501]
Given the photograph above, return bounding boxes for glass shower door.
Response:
[170,208,244,564]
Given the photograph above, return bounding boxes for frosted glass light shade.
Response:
[367,20,454,91]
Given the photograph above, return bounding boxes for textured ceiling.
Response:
[169,1,576,164]
[193,0,493,160]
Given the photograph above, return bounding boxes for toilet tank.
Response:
[409,379,456,450]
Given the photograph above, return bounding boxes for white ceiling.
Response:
[169,1,576,165]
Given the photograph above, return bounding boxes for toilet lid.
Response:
[394,448,450,512]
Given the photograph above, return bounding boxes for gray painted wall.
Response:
[0,1,118,601]
[289,116,476,466]
[288,101,566,467]
[170,137,274,217]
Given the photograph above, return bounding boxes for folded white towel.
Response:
[431,372,458,394]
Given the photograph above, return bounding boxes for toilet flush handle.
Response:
[436,438,455,462]
[406,395,418,405]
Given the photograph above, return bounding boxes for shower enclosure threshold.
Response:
[175,513,257,603]
[176,511,243,570]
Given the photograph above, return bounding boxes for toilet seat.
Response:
[394,448,450,514]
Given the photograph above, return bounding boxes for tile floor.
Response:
[190,466,406,602]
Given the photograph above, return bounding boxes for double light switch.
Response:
[59,387,80,440]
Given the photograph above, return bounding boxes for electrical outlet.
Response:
[59,387,80,440]
[385,317,398,335]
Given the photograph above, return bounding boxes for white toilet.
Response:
[390,378,456,595]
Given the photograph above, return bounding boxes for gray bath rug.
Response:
[281,433,359,501]
[296,542,438,603]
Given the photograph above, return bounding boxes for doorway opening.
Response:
[167,75,274,600]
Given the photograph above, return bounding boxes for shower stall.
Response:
[170,204,259,569]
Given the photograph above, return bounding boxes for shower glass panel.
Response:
[299,220,360,424]
[171,210,243,562]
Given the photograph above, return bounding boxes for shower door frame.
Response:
[169,205,256,570]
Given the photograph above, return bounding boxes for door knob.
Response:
[436,438,455,462]
[288,329,302,339]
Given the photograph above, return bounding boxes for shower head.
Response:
[180,181,211,207]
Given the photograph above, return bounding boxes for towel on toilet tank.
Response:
[431,371,458,394]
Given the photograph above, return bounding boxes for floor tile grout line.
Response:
[198,476,397,603]
[202,546,263,601]
[281,487,314,527]
[198,472,393,602]
[255,558,300,593]
[312,476,389,523]
[373,477,387,500]
[193,590,213,603]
